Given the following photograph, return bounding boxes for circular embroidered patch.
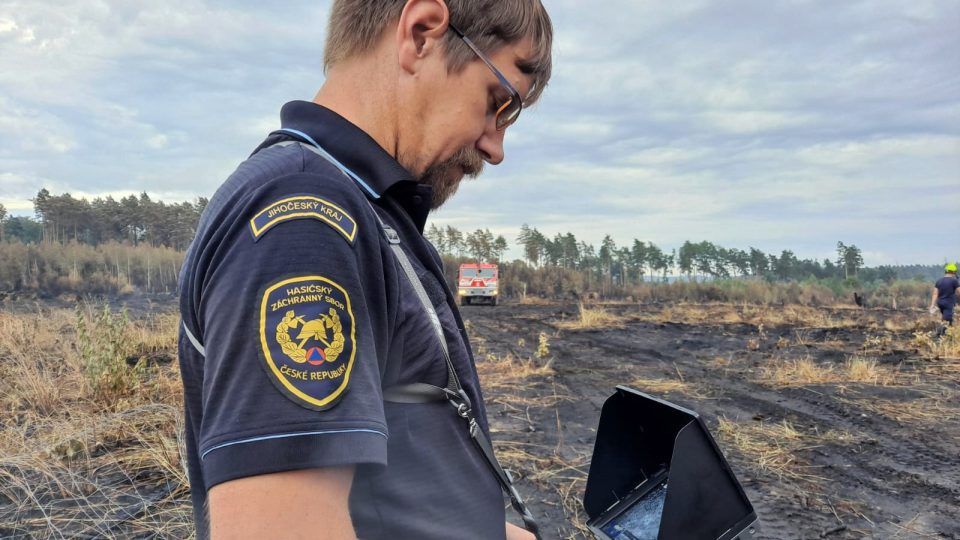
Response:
[258,275,356,410]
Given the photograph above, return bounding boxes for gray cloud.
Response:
[1,0,957,265]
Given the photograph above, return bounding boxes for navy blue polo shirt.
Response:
[935,276,958,305]
[178,101,504,539]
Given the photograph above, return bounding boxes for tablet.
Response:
[588,469,669,540]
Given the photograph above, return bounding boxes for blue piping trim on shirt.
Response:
[200,428,388,460]
[278,128,381,199]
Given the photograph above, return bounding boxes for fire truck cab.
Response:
[457,263,499,306]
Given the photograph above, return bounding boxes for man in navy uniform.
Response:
[177,1,553,538]
[931,263,959,337]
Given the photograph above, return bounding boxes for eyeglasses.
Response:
[448,22,523,130]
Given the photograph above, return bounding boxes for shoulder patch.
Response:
[250,194,357,243]
[258,275,357,410]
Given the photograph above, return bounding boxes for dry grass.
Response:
[4,356,63,418]
[911,325,960,359]
[749,305,859,329]
[917,356,960,379]
[634,303,861,328]
[518,295,554,305]
[0,305,190,538]
[716,417,805,481]
[3,304,572,537]
[845,394,960,425]
[476,353,569,412]
[889,513,943,539]
[495,441,593,539]
[2,295,948,538]
[476,346,589,539]
[0,405,192,538]
[719,310,745,324]
[860,334,894,354]
[758,355,901,387]
[478,352,556,387]
[555,303,624,330]
[629,367,707,399]
[128,311,181,356]
[716,417,842,483]
[835,369,959,425]
[632,302,934,337]
[759,357,836,386]
[882,318,923,333]
[629,377,689,394]
[710,355,733,368]
[843,357,897,385]
[535,332,550,360]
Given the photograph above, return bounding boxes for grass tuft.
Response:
[556,303,624,330]
[76,304,147,405]
[535,332,550,360]
[760,357,835,386]
[913,325,960,359]
[716,417,827,483]
[759,355,901,387]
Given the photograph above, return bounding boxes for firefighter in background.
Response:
[930,263,959,338]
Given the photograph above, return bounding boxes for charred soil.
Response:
[465,302,960,539]
[1,299,958,539]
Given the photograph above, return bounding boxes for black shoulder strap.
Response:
[368,213,542,540]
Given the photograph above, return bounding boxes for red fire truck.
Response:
[457,263,499,306]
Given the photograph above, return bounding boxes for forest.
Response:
[0,190,206,251]
[0,192,943,301]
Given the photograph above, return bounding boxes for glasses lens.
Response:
[496,98,521,130]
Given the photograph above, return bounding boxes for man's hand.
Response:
[506,522,536,540]
[209,466,357,539]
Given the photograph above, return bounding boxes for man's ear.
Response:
[396,0,450,75]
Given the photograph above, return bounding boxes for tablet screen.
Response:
[599,480,668,540]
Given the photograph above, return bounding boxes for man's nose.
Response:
[476,124,505,165]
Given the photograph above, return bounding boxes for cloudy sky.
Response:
[1,0,957,265]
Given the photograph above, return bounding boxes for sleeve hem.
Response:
[201,428,388,490]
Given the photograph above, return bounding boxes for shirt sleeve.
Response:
[193,172,389,490]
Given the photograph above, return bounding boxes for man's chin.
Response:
[451,168,469,185]
[420,159,482,209]
[429,179,462,209]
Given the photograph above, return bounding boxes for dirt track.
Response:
[464,302,960,540]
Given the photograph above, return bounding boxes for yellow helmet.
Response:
[947,263,959,273]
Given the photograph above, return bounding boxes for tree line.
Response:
[0,191,940,294]
[0,190,207,250]
[427,222,889,288]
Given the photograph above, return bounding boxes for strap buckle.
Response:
[447,389,473,418]
[445,389,480,437]
[381,223,401,245]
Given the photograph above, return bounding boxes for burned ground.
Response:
[465,302,960,539]
[1,299,958,539]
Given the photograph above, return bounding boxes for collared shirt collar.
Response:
[270,100,433,232]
